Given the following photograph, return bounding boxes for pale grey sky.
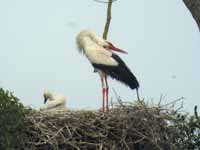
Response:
[0,0,199,112]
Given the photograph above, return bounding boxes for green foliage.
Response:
[172,106,200,150]
[0,88,31,150]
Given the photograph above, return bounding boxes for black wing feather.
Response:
[92,53,139,90]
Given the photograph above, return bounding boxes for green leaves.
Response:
[172,107,200,149]
[0,88,30,150]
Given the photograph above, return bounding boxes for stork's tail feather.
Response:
[115,64,139,90]
[92,54,139,91]
[110,53,139,90]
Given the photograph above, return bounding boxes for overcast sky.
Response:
[0,0,199,112]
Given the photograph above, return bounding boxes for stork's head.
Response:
[43,90,52,104]
[76,29,127,54]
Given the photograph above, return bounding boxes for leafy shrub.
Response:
[172,106,200,150]
[0,88,31,150]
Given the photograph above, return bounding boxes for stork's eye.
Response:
[103,45,108,49]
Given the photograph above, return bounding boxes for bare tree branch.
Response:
[183,0,200,31]
[93,0,117,39]
[103,0,113,39]
[94,0,117,4]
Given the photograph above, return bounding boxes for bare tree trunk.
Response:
[183,0,200,31]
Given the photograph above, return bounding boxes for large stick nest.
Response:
[24,101,178,150]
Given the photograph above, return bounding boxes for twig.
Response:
[173,101,184,114]
[94,0,117,4]
[136,88,140,101]
[161,97,185,108]
[194,105,199,120]
[112,88,124,106]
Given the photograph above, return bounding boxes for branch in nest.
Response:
[194,105,199,120]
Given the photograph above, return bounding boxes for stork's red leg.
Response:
[101,77,105,112]
[105,76,109,112]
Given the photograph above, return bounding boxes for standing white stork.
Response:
[76,29,139,112]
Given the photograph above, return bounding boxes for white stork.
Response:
[40,90,66,111]
[76,29,139,112]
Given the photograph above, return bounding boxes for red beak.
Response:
[106,42,128,54]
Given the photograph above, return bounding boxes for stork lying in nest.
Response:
[40,90,66,111]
